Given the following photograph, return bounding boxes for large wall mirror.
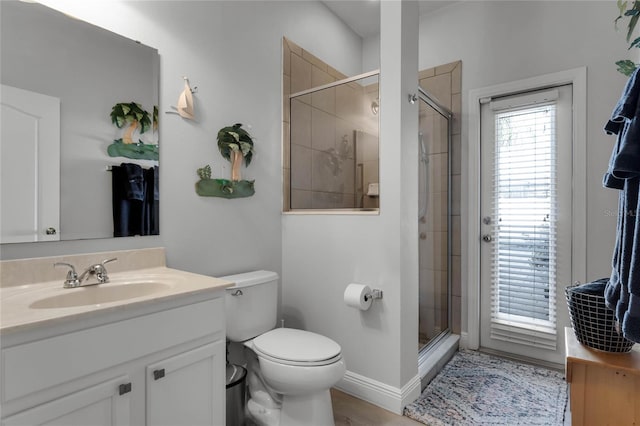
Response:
[0,1,160,243]
[283,1,380,212]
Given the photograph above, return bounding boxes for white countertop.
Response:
[1,266,233,335]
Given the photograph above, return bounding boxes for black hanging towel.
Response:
[603,66,640,343]
[143,165,159,236]
[111,163,156,237]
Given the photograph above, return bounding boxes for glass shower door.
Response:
[418,89,452,352]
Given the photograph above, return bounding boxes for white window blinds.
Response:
[489,91,558,349]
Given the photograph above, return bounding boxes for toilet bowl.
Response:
[221,271,345,426]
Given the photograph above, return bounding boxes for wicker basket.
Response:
[565,282,635,353]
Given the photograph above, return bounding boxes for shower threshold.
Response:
[418,332,459,390]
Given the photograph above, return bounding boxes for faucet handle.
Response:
[96,257,117,283]
[101,257,118,267]
[54,262,79,287]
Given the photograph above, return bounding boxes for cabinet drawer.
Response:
[2,297,223,403]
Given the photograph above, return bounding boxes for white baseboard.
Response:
[460,331,469,349]
[334,370,421,415]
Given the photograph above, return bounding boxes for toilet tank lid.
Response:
[219,270,279,289]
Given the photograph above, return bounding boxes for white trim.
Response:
[489,88,559,111]
[571,69,588,286]
[459,332,470,349]
[334,370,421,415]
[465,67,588,352]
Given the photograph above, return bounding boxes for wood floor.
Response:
[331,389,422,426]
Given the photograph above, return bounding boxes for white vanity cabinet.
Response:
[1,294,226,426]
[146,342,223,426]
[2,375,132,426]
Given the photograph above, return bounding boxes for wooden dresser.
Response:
[565,327,640,425]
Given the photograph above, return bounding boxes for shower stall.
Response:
[417,87,457,385]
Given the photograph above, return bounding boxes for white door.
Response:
[479,85,573,364]
[146,341,225,426]
[0,85,60,243]
[2,376,131,426]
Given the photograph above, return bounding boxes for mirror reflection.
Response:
[0,1,160,243]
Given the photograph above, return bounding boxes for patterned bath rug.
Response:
[404,350,568,425]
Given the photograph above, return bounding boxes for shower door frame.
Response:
[417,87,453,357]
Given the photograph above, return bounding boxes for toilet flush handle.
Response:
[230,289,243,296]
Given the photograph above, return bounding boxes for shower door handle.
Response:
[482,234,492,243]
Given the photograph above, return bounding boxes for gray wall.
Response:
[0,1,360,281]
[281,2,421,411]
[418,1,629,335]
[2,0,630,413]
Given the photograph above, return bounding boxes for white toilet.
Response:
[222,270,346,426]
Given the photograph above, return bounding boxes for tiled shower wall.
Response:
[418,61,462,335]
[282,37,379,210]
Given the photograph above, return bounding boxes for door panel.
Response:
[1,85,60,243]
[479,85,572,364]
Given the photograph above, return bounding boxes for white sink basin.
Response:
[1,265,234,334]
[29,280,171,309]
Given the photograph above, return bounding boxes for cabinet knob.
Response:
[153,369,165,380]
[118,382,132,395]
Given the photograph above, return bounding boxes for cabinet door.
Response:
[146,341,225,426]
[2,376,131,426]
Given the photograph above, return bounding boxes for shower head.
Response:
[371,99,379,115]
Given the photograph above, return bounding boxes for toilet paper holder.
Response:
[364,289,384,302]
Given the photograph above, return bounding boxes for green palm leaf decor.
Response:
[217,123,255,166]
[196,123,256,198]
[108,102,158,161]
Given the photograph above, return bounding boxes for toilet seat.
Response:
[252,328,342,367]
[254,349,342,367]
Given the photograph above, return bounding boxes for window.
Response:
[492,99,557,335]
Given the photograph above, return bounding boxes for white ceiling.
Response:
[322,1,455,39]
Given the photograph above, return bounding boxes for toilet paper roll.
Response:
[344,283,372,310]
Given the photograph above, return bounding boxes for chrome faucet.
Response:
[53,262,80,288]
[78,257,117,284]
[54,258,117,288]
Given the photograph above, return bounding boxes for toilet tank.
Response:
[221,270,279,342]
